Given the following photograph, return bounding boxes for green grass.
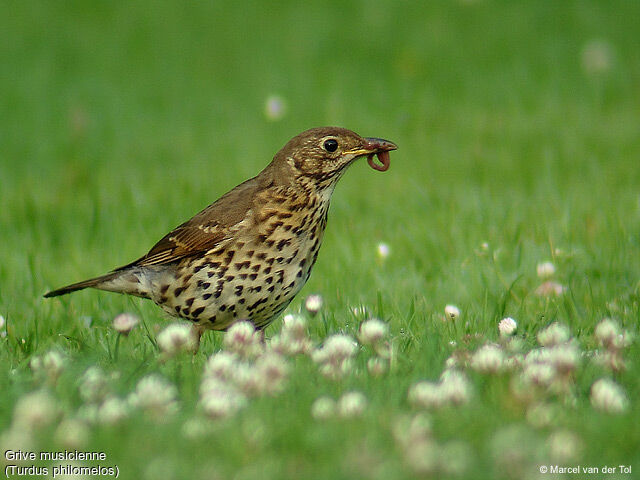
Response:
[1,1,639,479]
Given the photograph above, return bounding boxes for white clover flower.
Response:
[594,318,627,350]
[264,95,286,121]
[439,370,471,405]
[311,396,336,420]
[535,281,566,297]
[129,375,178,416]
[12,390,58,430]
[281,314,307,339]
[29,356,43,372]
[312,334,357,364]
[498,317,517,337]
[203,351,238,381]
[470,344,505,374]
[224,321,263,357]
[97,397,129,425]
[581,39,614,75]
[594,318,619,344]
[312,334,358,380]
[54,419,89,449]
[270,315,313,355]
[337,391,367,418]
[231,362,264,397]
[392,414,433,447]
[268,334,287,355]
[536,261,556,279]
[408,372,471,410]
[408,381,445,409]
[42,350,65,374]
[269,333,312,356]
[537,322,571,347]
[0,314,6,338]
[444,305,460,321]
[226,320,258,345]
[546,343,580,374]
[526,402,556,428]
[200,382,247,419]
[157,323,198,356]
[30,350,65,383]
[227,361,257,396]
[367,357,388,377]
[358,318,388,346]
[304,294,323,315]
[200,376,233,396]
[79,367,109,404]
[590,378,628,414]
[403,439,440,476]
[548,430,581,462]
[377,242,390,260]
[318,361,354,380]
[254,352,289,395]
[522,362,556,387]
[112,312,139,335]
[524,347,551,365]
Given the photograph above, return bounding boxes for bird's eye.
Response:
[323,139,338,153]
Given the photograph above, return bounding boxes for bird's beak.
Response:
[344,137,398,172]
[362,137,398,153]
[345,138,398,157]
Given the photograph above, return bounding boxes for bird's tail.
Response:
[44,269,148,298]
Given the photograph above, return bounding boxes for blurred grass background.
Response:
[1,1,639,479]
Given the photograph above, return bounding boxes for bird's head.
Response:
[273,127,397,186]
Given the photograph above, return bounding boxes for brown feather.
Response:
[128,168,280,267]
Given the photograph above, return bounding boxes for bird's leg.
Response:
[190,324,207,354]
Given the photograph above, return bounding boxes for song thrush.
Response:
[45,127,397,334]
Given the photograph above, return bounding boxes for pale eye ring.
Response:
[323,139,338,153]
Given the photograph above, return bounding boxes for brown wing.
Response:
[121,173,271,269]
[134,220,229,266]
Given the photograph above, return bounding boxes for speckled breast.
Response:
[151,192,330,330]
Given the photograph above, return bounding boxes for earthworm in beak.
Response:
[362,137,397,172]
[367,151,391,171]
